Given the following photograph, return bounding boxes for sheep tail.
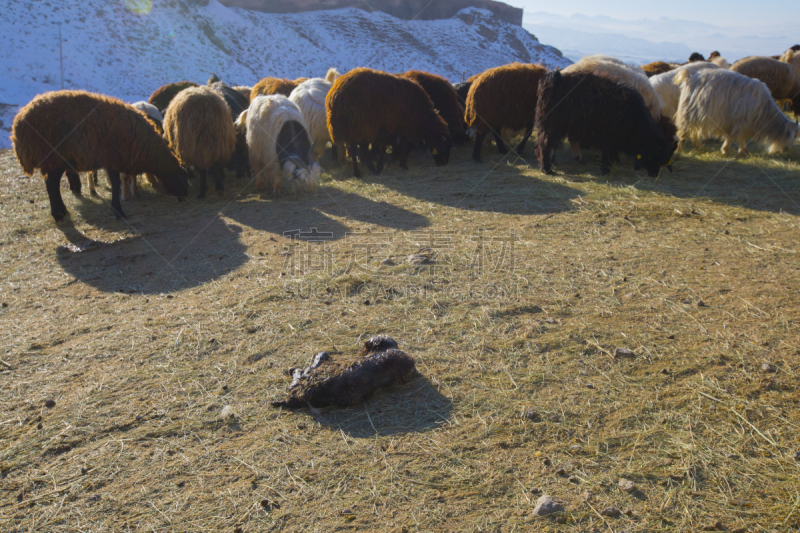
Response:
[235,109,248,129]
[326,68,341,83]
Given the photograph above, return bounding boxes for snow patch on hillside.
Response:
[0,0,568,148]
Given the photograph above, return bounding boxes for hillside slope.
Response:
[0,0,568,149]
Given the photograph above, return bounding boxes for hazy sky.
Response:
[504,0,788,29]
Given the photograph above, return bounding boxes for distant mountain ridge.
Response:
[0,0,568,149]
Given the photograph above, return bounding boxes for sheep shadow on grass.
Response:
[55,215,248,294]
[296,375,453,438]
[355,146,583,215]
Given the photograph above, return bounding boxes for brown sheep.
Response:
[642,61,675,77]
[11,90,188,221]
[730,56,800,120]
[326,68,452,177]
[148,81,199,112]
[464,62,549,162]
[780,49,800,81]
[251,77,305,101]
[164,87,237,198]
[402,70,469,145]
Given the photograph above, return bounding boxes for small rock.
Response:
[44,399,56,408]
[544,318,556,324]
[614,348,635,359]
[532,495,564,516]
[586,383,595,389]
[530,487,541,495]
[581,491,593,502]
[569,445,582,453]
[521,408,540,422]
[379,258,394,266]
[702,521,724,531]
[341,508,353,515]
[220,405,235,419]
[794,448,800,461]
[666,334,675,339]
[568,475,579,484]
[601,507,621,517]
[555,515,567,524]
[549,415,560,422]
[542,458,551,466]
[697,300,707,307]
[624,509,634,516]
[660,368,670,375]
[555,467,567,476]
[1,302,7,308]
[761,363,775,373]
[618,478,636,493]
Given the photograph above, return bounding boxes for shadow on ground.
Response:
[307,376,453,438]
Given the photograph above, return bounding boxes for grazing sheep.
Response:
[688,52,706,62]
[674,68,798,154]
[208,81,251,180]
[289,77,336,160]
[403,70,469,145]
[327,68,452,177]
[148,80,198,113]
[164,87,236,198]
[271,335,417,409]
[12,90,188,221]
[642,61,675,77]
[242,95,321,195]
[118,101,165,201]
[464,62,548,162]
[535,71,674,177]
[563,56,661,118]
[649,61,720,119]
[708,51,732,69]
[251,77,304,101]
[730,57,800,120]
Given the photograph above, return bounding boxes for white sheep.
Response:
[241,95,321,195]
[649,61,720,119]
[289,78,335,161]
[674,68,798,155]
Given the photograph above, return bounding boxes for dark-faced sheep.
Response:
[12,90,188,221]
[708,51,732,69]
[730,57,800,120]
[403,70,469,145]
[688,53,706,63]
[163,87,237,198]
[464,62,548,162]
[271,335,417,409]
[674,68,798,155]
[241,95,321,195]
[326,68,452,177]
[148,81,199,113]
[535,71,675,177]
[207,81,251,180]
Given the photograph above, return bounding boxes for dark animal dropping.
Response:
[271,335,417,408]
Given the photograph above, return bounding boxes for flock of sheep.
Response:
[9,46,800,222]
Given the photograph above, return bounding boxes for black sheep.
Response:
[208,81,250,180]
[535,71,674,177]
[271,336,417,409]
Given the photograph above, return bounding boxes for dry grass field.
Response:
[1,137,800,532]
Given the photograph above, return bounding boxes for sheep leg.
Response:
[360,144,379,175]
[472,131,487,163]
[398,143,410,170]
[45,169,68,221]
[721,138,733,155]
[120,174,130,201]
[107,169,126,219]
[538,140,554,175]
[211,164,225,196]
[569,140,583,162]
[330,144,339,161]
[88,171,98,197]
[515,124,534,154]
[492,132,509,154]
[66,170,82,197]
[599,151,611,176]
[197,168,208,199]
[349,144,361,178]
[374,141,387,173]
[131,173,139,198]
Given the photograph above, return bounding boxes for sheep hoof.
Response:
[90,191,99,198]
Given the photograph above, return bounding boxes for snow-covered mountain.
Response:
[0,0,568,149]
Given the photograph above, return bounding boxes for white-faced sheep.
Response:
[730,57,800,120]
[674,68,798,155]
[650,61,720,119]
[242,95,321,195]
[163,87,237,198]
[289,78,336,161]
[12,90,188,221]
